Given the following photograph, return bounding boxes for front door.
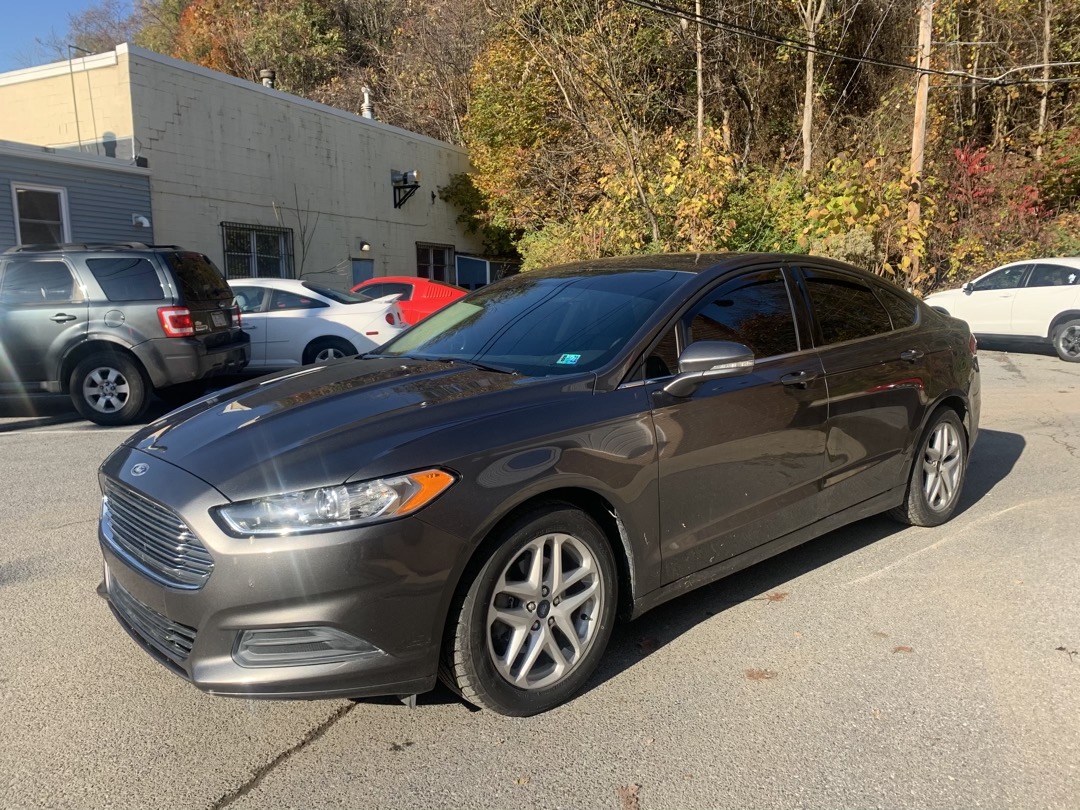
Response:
[953,264,1029,334]
[0,258,88,384]
[650,267,828,584]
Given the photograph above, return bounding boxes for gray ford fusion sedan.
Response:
[98,253,981,716]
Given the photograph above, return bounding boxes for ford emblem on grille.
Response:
[130,463,149,476]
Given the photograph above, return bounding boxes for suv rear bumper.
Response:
[135,332,250,388]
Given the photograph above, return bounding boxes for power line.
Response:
[621,0,1080,87]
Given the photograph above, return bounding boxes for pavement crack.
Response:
[209,702,356,809]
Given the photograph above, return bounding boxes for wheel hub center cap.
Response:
[536,600,551,619]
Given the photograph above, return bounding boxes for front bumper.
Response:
[97,446,465,699]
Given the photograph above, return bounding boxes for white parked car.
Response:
[924,258,1080,362]
[229,278,406,371]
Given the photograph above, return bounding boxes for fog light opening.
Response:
[234,626,381,668]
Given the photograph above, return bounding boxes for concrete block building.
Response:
[0,45,487,289]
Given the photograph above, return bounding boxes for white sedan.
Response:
[229,278,406,371]
[924,258,1080,362]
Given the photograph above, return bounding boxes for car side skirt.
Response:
[629,484,906,620]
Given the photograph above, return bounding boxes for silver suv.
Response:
[0,243,249,425]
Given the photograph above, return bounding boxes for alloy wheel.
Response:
[922,420,963,512]
[486,532,604,690]
[82,367,131,413]
[1059,325,1080,359]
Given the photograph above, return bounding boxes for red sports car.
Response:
[351,276,468,325]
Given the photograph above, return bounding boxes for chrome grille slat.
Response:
[102,479,213,589]
[109,576,196,664]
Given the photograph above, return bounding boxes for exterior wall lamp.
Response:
[391,170,421,208]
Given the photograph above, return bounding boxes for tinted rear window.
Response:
[302,282,373,304]
[87,258,165,302]
[803,269,894,344]
[165,253,232,302]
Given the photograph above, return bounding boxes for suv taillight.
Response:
[158,306,195,338]
[969,334,978,356]
[233,303,242,328]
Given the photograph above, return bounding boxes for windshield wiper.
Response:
[427,357,519,375]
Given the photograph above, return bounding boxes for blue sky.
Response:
[0,0,108,73]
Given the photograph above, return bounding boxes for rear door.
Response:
[650,265,828,583]
[0,258,88,384]
[795,265,932,515]
[1011,262,1080,338]
[230,285,269,366]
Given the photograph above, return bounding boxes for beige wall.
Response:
[0,51,135,157]
[122,46,482,288]
[0,45,484,288]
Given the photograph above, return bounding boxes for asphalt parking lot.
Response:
[1,349,1077,810]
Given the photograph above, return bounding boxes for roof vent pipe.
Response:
[361,86,374,119]
[259,69,276,89]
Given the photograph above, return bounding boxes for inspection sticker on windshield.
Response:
[557,354,582,365]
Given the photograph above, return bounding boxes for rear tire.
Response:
[70,353,149,426]
[303,337,356,365]
[440,505,618,716]
[889,408,967,527]
[1052,319,1080,362]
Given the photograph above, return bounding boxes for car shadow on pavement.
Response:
[0,393,179,432]
[582,427,1026,700]
[357,429,1026,714]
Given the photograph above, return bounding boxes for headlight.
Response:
[213,469,455,536]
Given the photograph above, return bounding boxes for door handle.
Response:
[781,370,818,387]
[900,349,925,363]
[50,313,77,323]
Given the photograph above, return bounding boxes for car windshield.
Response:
[375,269,691,376]
[302,282,374,304]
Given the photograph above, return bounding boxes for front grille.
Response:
[102,479,214,589]
[108,575,197,665]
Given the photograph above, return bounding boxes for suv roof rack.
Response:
[3,243,186,254]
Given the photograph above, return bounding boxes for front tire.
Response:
[303,337,357,365]
[441,505,618,716]
[889,407,967,527]
[1052,319,1080,362]
[69,353,149,426]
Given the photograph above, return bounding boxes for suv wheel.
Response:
[1052,319,1080,362]
[70,353,149,426]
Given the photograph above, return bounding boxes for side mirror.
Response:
[961,282,973,294]
[663,340,755,397]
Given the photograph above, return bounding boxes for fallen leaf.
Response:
[515,776,530,786]
[764,591,789,603]
[616,783,641,810]
[637,638,659,654]
[892,645,914,654]
[745,668,777,681]
[873,631,890,638]
[644,737,655,745]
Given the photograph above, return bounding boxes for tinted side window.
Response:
[803,269,893,344]
[687,269,798,358]
[86,258,165,302]
[874,284,919,329]
[972,265,1027,291]
[1026,264,1079,287]
[165,253,231,302]
[0,261,80,304]
[269,289,328,311]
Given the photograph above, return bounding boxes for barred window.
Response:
[221,223,294,279]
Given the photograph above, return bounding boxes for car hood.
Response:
[923,288,963,305]
[120,358,585,500]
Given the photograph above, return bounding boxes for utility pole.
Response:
[1036,0,1052,161]
[907,0,933,287]
[696,0,704,156]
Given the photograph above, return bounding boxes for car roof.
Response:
[229,278,312,290]
[994,257,1080,271]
